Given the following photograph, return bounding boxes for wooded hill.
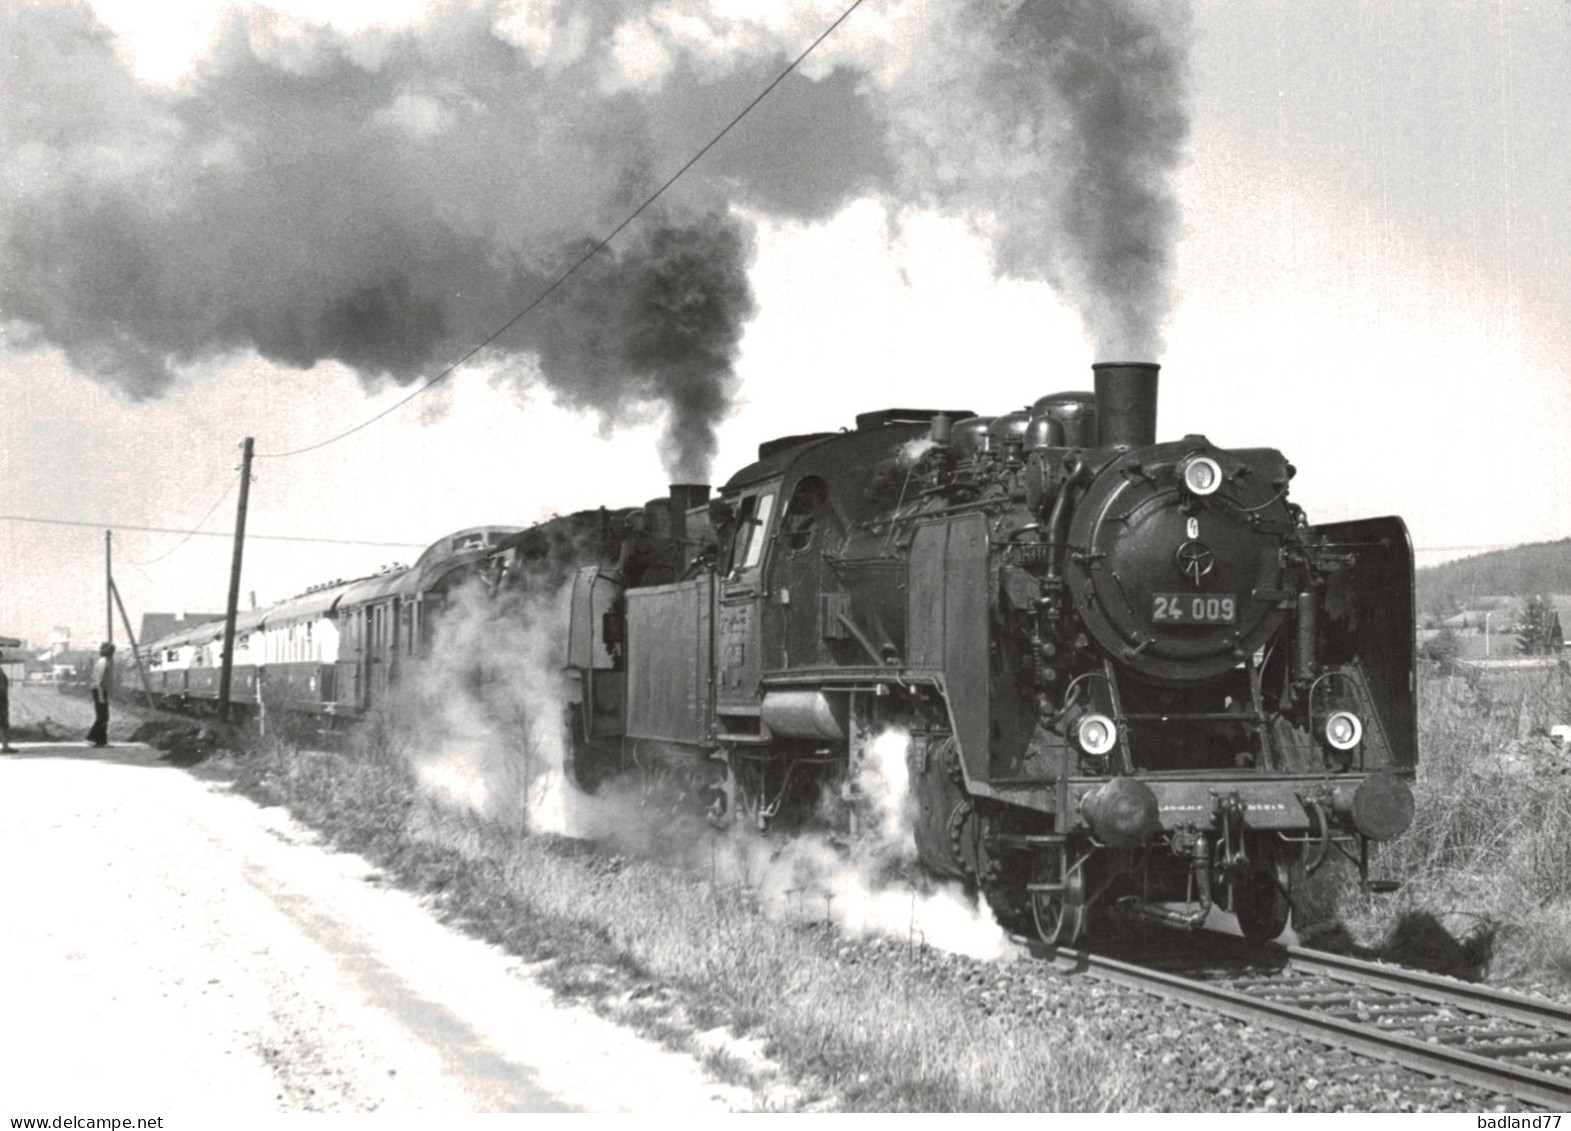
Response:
[1415,537,1571,619]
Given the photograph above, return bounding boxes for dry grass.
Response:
[1331,667,1571,988]
[422,812,1134,1111]
[201,712,1141,1112]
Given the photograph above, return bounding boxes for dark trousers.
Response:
[88,691,109,746]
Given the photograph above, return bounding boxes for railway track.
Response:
[1021,931,1571,1110]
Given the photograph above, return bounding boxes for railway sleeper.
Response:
[1356,1005,1454,1020]
[1251,992,1364,1008]
[1462,1037,1571,1059]
[1431,1027,1557,1047]
[1319,1005,1438,1022]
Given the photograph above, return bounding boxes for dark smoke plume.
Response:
[880,0,1193,358]
[524,218,754,483]
[1011,2,1191,358]
[1,0,1191,472]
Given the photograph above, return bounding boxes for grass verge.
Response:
[193,722,1141,1112]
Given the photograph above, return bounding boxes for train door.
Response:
[337,607,363,710]
[568,566,626,740]
[715,482,777,738]
[768,475,836,670]
[390,596,403,688]
[367,602,387,706]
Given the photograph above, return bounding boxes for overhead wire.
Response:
[2,510,1534,561]
[254,0,870,462]
[0,513,427,550]
[127,472,240,566]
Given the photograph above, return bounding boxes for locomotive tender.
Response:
[536,362,1417,945]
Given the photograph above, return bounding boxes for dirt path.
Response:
[5,682,146,743]
[0,742,756,1114]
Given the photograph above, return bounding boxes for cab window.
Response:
[731,487,777,573]
[779,476,827,553]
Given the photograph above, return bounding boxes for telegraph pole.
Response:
[109,578,156,709]
[105,530,113,647]
[218,437,254,722]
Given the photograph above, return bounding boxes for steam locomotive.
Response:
[141,361,1415,946]
[496,361,1417,945]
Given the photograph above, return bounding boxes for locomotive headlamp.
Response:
[1181,456,1223,497]
[1322,710,1363,752]
[1076,713,1119,757]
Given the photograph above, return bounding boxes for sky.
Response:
[2,0,1569,649]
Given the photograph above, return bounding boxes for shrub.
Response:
[1331,668,1571,987]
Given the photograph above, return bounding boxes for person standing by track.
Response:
[0,652,16,753]
[86,642,114,748]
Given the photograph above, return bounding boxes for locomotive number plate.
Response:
[1152,594,1238,624]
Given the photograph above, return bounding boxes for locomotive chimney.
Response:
[1093,362,1160,450]
[669,483,711,535]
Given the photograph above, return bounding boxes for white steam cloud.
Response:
[3,0,1191,480]
[407,603,1008,961]
[404,578,574,835]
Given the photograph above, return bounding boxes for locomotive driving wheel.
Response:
[1232,839,1300,942]
[706,751,737,830]
[1030,851,1087,947]
[706,748,770,832]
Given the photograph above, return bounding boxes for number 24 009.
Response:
[1152,595,1237,624]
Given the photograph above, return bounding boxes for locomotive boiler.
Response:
[501,362,1417,945]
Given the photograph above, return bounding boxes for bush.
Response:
[1420,626,1462,672]
[1331,668,1571,987]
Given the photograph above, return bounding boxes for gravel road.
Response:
[0,742,756,1115]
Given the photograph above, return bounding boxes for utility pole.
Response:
[218,437,254,722]
[109,578,156,710]
[105,530,113,647]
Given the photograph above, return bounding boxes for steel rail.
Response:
[1021,938,1571,1110]
[1280,944,1571,1037]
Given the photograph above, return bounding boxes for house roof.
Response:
[137,612,224,648]
[1441,610,1506,630]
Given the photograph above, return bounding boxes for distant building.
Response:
[0,635,24,687]
[1546,597,1569,653]
[0,643,22,687]
[46,627,72,659]
[1425,594,1569,662]
[136,612,224,658]
[50,649,97,683]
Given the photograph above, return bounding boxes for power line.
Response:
[127,473,239,566]
[6,508,1540,559]
[255,0,870,462]
[0,513,427,550]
